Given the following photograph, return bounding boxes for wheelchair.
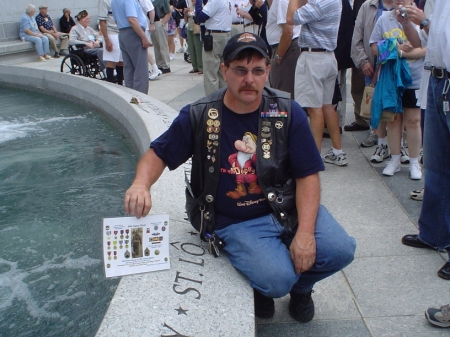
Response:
[60,44,105,80]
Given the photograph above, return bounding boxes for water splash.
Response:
[0,116,85,144]
[0,254,99,319]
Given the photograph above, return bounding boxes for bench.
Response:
[0,16,97,58]
[0,40,35,56]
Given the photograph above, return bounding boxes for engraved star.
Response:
[188,231,198,236]
[175,306,188,315]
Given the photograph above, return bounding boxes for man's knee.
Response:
[253,270,297,298]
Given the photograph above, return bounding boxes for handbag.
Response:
[203,33,213,51]
[360,63,381,119]
[193,23,201,35]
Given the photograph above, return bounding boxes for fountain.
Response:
[0,86,137,336]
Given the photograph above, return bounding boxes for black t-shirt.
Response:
[151,100,324,229]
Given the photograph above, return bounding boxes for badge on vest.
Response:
[208,108,219,119]
[260,103,288,118]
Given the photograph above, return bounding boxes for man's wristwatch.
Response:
[275,54,282,61]
[420,18,431,30]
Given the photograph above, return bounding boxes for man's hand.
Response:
[289,231,316,274]
[399,4,426,26]
[105,38,113,52]
[142,36,151,49]
[361,61,374,77]
[124,184,152,218]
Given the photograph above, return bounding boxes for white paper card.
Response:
[102,214,170,278]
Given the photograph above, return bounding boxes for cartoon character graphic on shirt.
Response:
[226,132,262,199]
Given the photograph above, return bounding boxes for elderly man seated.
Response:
[69,10,106,70]
[36,5,69,58]
[19,4,53,62]
[59,8,76,34]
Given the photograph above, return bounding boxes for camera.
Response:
[399,7,408,18]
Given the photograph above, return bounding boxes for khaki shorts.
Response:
[294,51,338,108]
[102,33,122,63]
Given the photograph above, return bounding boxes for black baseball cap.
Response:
[223,33,268,62]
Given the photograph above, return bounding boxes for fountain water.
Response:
[0,86,137,336]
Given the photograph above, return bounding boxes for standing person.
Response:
[344,0,372,134]
[98,0,124,85]
[266,0,301,98]
[184,0,203,74]
[369,0,424,179]
[395,0,450,327]
[167,0,178,60]
[399,1,450,280]
[350,0,394,154]
[69,11,106,71]
[230,0,248,36]
[195,0,232,95]
[238,0,270,57]
[124,32,356,322]
[136,0,162,80]
[152,0,172,74]
[59,8,76,34]
[19,4,53,62]
[35,5,69,58]
[111,0,150,94]
[334,0,356,130]
[174,0,188,53]
[287,0,347,166]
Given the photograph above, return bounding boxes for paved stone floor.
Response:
[4,52,450,337]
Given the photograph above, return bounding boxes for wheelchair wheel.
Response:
[60,54,86,76]
[85,62,105,81]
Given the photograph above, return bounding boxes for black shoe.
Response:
[401,234,434,249]
[344,122,370,132]
[158,67,171,74]
[53,52,60,58]
[288,290,315,323]
[253,289,275,319]
[59,51,67,56]
[438,262,450,280]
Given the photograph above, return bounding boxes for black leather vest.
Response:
[185,87,297,238]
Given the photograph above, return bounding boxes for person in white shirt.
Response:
[266,0,301,98]
[195,0,232,95]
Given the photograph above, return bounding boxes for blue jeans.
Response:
[24,35,50,56]
[215,205,356,298]
[418,76,450,252]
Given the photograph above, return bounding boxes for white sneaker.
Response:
[169,53,176,61]
[370,144,390,163]
[409,163,422,180]
[177,47,185,53]
[38,56,46,62]
[401,146,410,164]
[383,161,400,176]
[323,149,348,166]
[149,68,162,80]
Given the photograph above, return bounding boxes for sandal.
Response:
[189,69,199,73]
